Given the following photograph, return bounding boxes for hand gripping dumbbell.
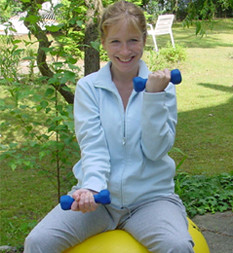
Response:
[60,189,111,210]
[133,69,182,92]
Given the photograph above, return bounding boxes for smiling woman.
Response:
[99,1,147,109]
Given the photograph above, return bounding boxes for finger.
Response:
[83,192,91,212]
[78,192,86,212]
[71,200,80,211]
[88,193,99,212]
[163,68,171,80]
[79,192,92,213]
[82,192,98,213]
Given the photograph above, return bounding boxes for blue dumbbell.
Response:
[60,189,111,210]
[133,69,182,92]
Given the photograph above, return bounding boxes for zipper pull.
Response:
[122,137,127,145]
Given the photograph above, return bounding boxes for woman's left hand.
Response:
[145,69,171,93]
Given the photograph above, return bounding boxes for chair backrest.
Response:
[155,14,174,35]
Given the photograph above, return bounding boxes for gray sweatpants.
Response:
[24,194,194,253]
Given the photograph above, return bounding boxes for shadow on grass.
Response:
[174,87,233,175]
[197,82,233,93]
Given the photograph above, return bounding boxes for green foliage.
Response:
[0,0,23,22]
[51,0,87,58]
[143,0,163,24]
[181,0,232,36]
[0,79,79,200]
[0,35,23,84]
[175,172,233,217]
[100,44,109,61]
[143,43,187,71]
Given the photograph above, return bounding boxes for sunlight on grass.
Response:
[146,18,233,176]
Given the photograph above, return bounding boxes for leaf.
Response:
[10,163,17,171]
[76,20,83,27]
[22,56,36,60]
[90,41,100,52]
[12,40,21,45]
[41,47,54,53]
[48,77,59,85]
[54,3,64,10]
[9,143,18,149]
[40,101,48,109]
[45,25,61,32]
[45,88,55,97]
[38,76,49,82]
[66,57,77,64]
[60,71,76,84]
[53,62,63,68]
[25,15,39,24]
[61,86,72,93]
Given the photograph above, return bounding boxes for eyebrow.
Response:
[108,35,141,40]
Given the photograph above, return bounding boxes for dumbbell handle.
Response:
[60,189,111,210]
[133,69,182,92]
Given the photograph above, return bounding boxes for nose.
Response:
[120,42,131,55]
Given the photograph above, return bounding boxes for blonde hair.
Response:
[100,1,147,40]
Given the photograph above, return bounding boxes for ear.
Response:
[143,36,147,46]
[101,38,106,50]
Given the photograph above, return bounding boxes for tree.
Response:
[21,0,106,102]
[84,0,103,75]
[21,0,83,104]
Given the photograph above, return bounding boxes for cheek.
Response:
[134,43,144,54]
[106,45,118,55]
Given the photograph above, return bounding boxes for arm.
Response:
[140,70,177,161]
[74,79,111,193]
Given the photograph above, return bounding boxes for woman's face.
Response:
[102,20,145,77]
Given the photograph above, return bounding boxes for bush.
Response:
[143,43,187,71]
[175,172,233,217]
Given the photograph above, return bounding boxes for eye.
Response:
[111,40,120,43]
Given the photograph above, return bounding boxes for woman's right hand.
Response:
[71,189,99,213]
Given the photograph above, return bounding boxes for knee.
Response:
[24,230,53,252]
[156,236,194,253]
[24,232,37,252]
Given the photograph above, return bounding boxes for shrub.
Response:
[143,43,187,71]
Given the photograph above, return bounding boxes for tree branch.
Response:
[24,6,74,104]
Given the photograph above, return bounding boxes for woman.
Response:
[24,1,194,252]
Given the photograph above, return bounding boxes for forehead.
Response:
[105,19,142,38]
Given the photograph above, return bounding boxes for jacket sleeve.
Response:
[73,80,111,192]
[140,83,177,161]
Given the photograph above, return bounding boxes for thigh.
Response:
[24,204,113,253]
[121,195,194,253]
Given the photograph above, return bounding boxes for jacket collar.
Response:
[94,60,150,93]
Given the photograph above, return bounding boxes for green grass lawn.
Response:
[174,20,233,175]
[0,18,233,248]
[147,19,233,175]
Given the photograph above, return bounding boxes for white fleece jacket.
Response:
[72,60,177,208]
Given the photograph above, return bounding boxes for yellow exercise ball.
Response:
[187,217,210,253]
[63,218,210,253]
[63,230,148,253]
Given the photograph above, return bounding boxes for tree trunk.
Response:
[84,0,103,76]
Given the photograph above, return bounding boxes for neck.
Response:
[110,63,139,85]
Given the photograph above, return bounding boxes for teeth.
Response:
[119,58,131,62]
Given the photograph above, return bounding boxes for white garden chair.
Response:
[147,14,175,52]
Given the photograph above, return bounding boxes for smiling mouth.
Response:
[117,56,134,63]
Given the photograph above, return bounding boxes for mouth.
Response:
[117,56,135,63]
